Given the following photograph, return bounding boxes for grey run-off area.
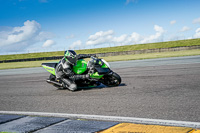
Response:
[0,55,200,122]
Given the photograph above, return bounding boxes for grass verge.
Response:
[0,49,200,70]
[103,49,200,62]
[0,60,58,70]
[0,38,200,61]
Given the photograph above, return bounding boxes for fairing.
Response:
[73,59,87,74]
[42,62,57,75]
[90,72,104,79]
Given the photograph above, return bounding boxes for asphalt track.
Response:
[0,55,200,123]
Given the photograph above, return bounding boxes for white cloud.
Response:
[167,35,180,41]
[0,20,54,52]
[0,20,40,47]
[180,26,191,32]
[43,40,55,48]
[86,30,114,46]
[88,30,114,40]
[141,25,165,43]
[69,40,82,49]
[154,25,165,33]
[170,20,176,25]
[194,28,200,38]
[86,25,165,47]
[193,17,200,24]
[130,32,143,43]
[112,34,128,43]
[112,32,143,45]
[35,31,55,41]
[66,34,75,39]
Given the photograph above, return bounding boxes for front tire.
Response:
[102,72,121,87]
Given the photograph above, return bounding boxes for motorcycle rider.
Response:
[55,50,96,91]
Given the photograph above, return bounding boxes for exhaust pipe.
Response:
[46,79,62,87]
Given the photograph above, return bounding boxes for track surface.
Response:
[0,56,200,122]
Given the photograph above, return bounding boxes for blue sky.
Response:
[0,0,200,55]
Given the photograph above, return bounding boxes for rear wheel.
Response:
[48,74,56,81]
[102,72,121,87]
[48,74,65,89]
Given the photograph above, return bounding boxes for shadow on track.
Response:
[57,83,126,91]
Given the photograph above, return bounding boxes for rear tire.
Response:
[48,74,65,89]
[102,72,121,87]
[48,74,56,81]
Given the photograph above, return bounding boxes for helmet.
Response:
[64,50,77,65]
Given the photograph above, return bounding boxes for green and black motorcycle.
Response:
[42,56,121,90]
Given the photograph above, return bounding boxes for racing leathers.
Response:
[55,54,96,91]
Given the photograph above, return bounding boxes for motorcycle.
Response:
[41,56,121,90]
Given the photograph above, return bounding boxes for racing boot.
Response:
[61,78,77,91]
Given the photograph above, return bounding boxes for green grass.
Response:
[0,38,200,61]
[79,38,200,54]
[103,49,200,62]
[0,60,58,70]
[0,49,200,70]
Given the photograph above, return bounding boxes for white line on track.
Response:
[0,111,200,129]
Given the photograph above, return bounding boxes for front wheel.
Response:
[101,72,121,87]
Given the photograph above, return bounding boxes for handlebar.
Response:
[91,56,97,60]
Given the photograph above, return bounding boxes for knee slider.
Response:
[69,83,77,91]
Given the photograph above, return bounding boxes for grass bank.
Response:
[0,38,200,61]
[0,49,200,70]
